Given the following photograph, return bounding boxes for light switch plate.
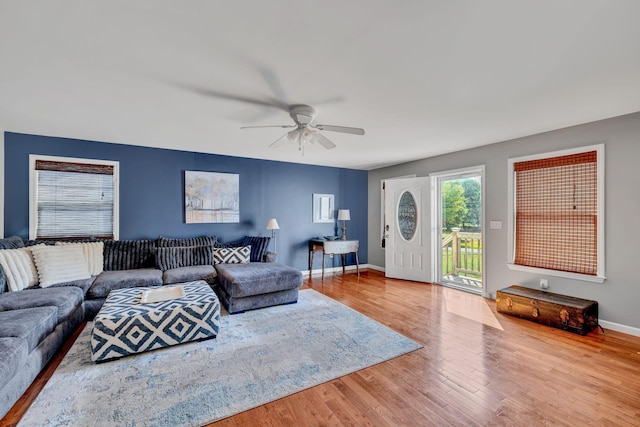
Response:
[490,221,502,229]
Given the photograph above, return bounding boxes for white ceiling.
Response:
[1,1,639,170]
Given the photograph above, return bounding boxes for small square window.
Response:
[30,155,119,240]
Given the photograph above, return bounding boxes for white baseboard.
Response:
[599,320,640,337]
[301,264,378,277]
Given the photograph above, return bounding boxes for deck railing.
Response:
[442,228,482,277]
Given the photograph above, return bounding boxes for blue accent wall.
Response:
[3,132,367,270]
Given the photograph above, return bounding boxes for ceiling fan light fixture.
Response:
[240,104,364,153]
[287,129,299,141]
[302,128,315,140]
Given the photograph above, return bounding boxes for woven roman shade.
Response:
[514,151,598,275]
[34,160,115,240]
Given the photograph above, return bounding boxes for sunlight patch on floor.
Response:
[443,287,504,330]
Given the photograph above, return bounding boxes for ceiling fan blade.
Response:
[313,124,365,135]
[315,132,337,150]
[259,67,288,103]
[173,83,290,111]
[269,132,290,148]
[240,125,296,129]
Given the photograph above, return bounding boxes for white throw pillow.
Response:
[0,247,39,291]
[30,245,91,287]
[56,241,104,276]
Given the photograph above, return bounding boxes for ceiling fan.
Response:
[240,104,365,152]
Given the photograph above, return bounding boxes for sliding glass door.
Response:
[432,167,484,294]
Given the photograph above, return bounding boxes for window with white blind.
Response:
[29,155,119,240]
[507,144,605,283]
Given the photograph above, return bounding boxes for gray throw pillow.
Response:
[103,239,157,271]
[155,245,214,271]
[242,236,271,262]
[156,235,217,248]
[0,236,24,250]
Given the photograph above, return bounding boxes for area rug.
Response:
[19,289,421,427]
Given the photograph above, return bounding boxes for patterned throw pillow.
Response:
[213,246,251,264]
[155,245,214,271]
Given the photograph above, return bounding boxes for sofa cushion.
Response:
[30,245,91,288]
[156,235,217,248]
[0,307,57,352]
[0,236,24,250]
[103,239,156,271]
[0,247,40,291]
[215,262,302,298]
[162,265,217,285]
[55,241,104,276]
[88,269,163,299]
[242,236,271,262]
[155,245,214,271]
[0,337,29,390]
[214,246,251,264]
[45,276,96,295]
[0,287,84,323]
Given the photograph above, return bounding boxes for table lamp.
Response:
[337,209,350,240]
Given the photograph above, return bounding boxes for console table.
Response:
[309,239,359,278]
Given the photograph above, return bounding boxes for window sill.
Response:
[507,263,606,284]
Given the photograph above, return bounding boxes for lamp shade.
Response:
[266,218,280,230]
[337,209,351,221]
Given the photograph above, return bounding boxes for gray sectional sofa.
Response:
[0,286,84,419]
[0,234,302,419]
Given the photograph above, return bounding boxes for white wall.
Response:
[368,111,640,333]
[0,130,4,238]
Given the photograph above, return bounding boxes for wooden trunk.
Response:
[496,285,598,335]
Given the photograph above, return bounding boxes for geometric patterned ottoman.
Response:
[90,280,220,362]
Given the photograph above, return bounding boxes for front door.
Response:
[384,177,431,282]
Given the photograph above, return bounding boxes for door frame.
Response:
[430,165,486,295]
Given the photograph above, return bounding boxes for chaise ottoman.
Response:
[90,280,220,362]
[215,262,302,314]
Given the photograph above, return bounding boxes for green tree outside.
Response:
[442,181,468,231]
[441,177,483,280]
[461,179,481,230]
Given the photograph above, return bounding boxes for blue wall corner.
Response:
[3,132,368,270]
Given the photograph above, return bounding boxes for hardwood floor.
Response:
[3,270,640,426]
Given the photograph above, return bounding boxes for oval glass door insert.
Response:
[397,191,417,241]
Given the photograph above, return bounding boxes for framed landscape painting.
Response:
[185,171,239,223]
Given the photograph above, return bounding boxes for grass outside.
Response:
[442,247,482,280]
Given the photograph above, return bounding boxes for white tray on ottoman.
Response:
[90,280,220,362]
